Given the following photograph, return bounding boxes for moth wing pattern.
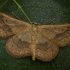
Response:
[6,31,32,58]
[35,32,59,61]
[0,12,70,62]
[38,24,70,47]
[0,12,31,38]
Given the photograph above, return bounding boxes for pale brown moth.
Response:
[0,12,70,62]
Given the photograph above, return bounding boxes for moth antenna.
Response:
[42,18,55,25]
[12,12,20,19]
[48,18,55,24]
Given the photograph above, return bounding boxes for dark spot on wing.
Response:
[13,37,30,49]
[54,26,70,41]
[36,42,50,51]
[0,17,12,33]
[17,39,30,49]
[6,19,8,22]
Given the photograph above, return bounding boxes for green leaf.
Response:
[0,0,70,70]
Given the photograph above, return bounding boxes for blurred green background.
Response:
[0,0,70,70]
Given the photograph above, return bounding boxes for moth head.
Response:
[32,22,39,25]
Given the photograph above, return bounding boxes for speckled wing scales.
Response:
[35,32,59,61]
[38,24,70,47]
[0,12,31,38]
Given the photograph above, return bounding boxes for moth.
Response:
[0,12,70,62]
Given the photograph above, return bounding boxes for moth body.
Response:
[30,24,38,60]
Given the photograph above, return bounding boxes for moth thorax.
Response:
[31,24,37,43]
